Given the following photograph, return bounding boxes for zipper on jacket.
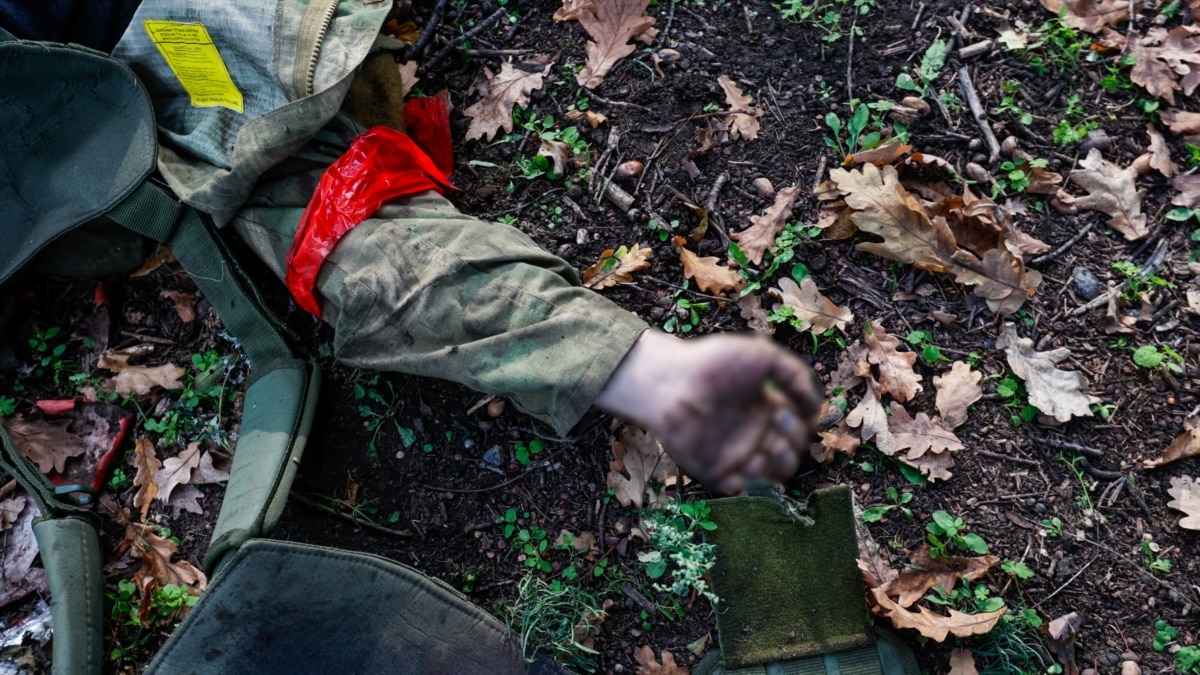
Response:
[293,0,341,98]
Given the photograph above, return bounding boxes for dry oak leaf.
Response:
[1161,109,1200,139]
[566,108,608,128]
[131,438,163,521]
[997,323,1099,423]
[1069,149,1149,240]
[871,587,1006,642]
[1040,0,1128,33]
[633,645,688,675]
[1166,475,1200,530]
[0,415,83,473]
[0,495,47,609]
[848,141,912,167]
[883,545,1000,608]
[846,380,895,456]
[830,342,868,394]
[933,361,983,430]
[863,321,923,403]
[816,420,862,463]
[832,163,1040,315]
[770,277,853,335]
[128,523,207,592]
[97,350,185,398]
[730,186,802,265]
[153,441,203,505]
[678,246,744,295]
[1126,26,1200,106]
[1173,174,1200,208]
[463,58,552,142]
[736,292,775,335]
[857,531,899,591]
[607,426,678,508]
[717,75,763,141]
[1145,415,1200,469]
[888,403,964,462]
[575,0,656,89]
[160,289,197,322]
[949,647,980,675]
[0,497,24,532]
[583,244,653,289]
[397,61,419,99]
[1146,124,1178,178]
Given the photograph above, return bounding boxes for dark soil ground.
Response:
[2,0,1200,673]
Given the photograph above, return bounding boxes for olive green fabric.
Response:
[692,627,919,675]
[231,118,648,437]
[32,518,105,675]
[148,540,569,675]
[0,39,155,288]
[704,488,876,669]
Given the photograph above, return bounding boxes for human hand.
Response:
[596,330,823,493]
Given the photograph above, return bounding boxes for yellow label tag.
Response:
[143,20,244,113]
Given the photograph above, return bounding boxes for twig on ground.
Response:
[588,92,653,112]
[845,15,856,100]
[1030,434,1105,458]
[674,2,711,30]
[976,449,1042,466]
[911,2,926,29]
[460,48,535,57]
[1035,555,1097,608]
[705,173,731,246]
[812,154,828,191]
[1031,221,1094,266]
[409,0,450,60]
[957,67,1000,163]
[291,492,413,537]
[1078,458,1123,481]
[661,0,676,43]
[420,6,507,75]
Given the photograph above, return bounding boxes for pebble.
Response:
[1082,670,1098,675]
[1121,652,1140,663]
[1120,661,1141,675]
[1034,502,1047,514]
[1099,653,1120,667]
[482,445,504,467]
[1072,266,1104,300]
[1080,129,1111,154]
[752,177,775,197]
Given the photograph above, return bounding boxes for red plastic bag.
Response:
[285,125,454,315]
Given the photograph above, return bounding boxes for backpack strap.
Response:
[105,181,321,575]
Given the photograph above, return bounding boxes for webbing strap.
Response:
[0,425,98,521]
[106,182,295,369]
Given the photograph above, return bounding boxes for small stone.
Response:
[1120,661,1141,675]
[1001,135,1019,157]
[1099,653,1120,667]
[752,177,775,197]
[968,138,983,151]
[482,445,504,467]
[1072,267,1104,300]
[1034,502,1047,514]
[487,398,506,417]
[616,161,644,178]
[566,184,584,200]
[1121,652,1140,663]
[1080,129,1111,154]
[656,48,681,64]
[970,153,988,165]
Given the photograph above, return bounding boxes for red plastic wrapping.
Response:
[403,95,454,178]
[285,125,454,316]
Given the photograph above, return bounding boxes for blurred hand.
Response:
[596,330,823,493]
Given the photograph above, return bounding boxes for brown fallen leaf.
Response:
[770,277,853,334]
[463,58,552,142]
[1173,174,1200,208]
[846,380,895,456]
[0,495,48,609]
[872,587,1006,642]
[633,645,688,675]
[997,323,1099,423]
[688,116,730,160]
[933,361,982,429]
[97,350,185,397]
[160,289,197,322]
[1145,415,1200,469]
[730,186,802,265]
[736,292,775,335]
[888,403,964,462]
[583,244,653,289]
[857,529,899,591]
[128,523,207,595]
[884,545,1000,608]
[383,19,422,44]
[863,321,922,403]
[1,415,83,474]
[397,61,419,99]
[537,138,572,177]
[0,497,23,532]
[565,108,608,128]
[1047,612,1084,675]
[949,647,980,675]
[717,75,763,141]
[678,246,744,295]
[131,245,178,277]
[817,420,862,462]
[131,438,162,521]
[1146,124,1178,178]
[848,142,912,166]
[832,163,1040,314]
[607,426,678,508]
[1162,109,1200,138]
[1103,289,1136,334]
[153,442,204,505]
[575,0,656,89]
[1069,149,1149,241]
[1166,475,1200,530]
[555,529,600,558]
[1040,0,1128,33]
[830,342,868,394]
[1126,26,1200,106]
[903,447,956,482]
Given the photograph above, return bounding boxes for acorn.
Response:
[900,96,930,116]
[1000,135,1018,158]
[752,177,775,197]
[616,161,644,178]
